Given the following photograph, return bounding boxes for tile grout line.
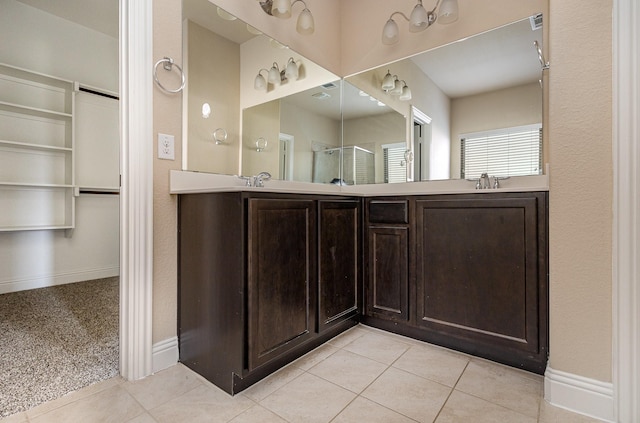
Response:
[431,359,471,422]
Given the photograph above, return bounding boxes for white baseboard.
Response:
[544,367,615,422]
[0,267,120,294]
[152,336,179,373]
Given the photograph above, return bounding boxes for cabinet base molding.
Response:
[544,366,614,422]
[0,266,119,294]
[152,336,179,374]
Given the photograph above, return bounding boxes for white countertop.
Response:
[169,170,549,196]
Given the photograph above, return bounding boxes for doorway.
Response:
[0,0,121,417]
[411,106,432,182]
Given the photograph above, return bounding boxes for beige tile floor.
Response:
[1,325,604,423]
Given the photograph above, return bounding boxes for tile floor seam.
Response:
[244,365,308,405]
[451,388,540,421]
[430,360,470,422]
[25,380,121,420]
[144,383,205,418]
[120,384,158,421]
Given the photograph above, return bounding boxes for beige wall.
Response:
[186,21,240,174]
[450,82,543,178]
[152,0,613,384]
[344,112,406,184]
[280,102,341,183]
[242,100,281,178]
[153,0,182,345]
[547,0,612,382]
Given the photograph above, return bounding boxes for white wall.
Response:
[0,0,119,293]
[0,0,118,92]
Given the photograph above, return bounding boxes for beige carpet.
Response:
[0,277,119,418]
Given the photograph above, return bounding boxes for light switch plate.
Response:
[158,133,175,160]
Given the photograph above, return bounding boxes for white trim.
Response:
[613,0,640,421]
[152,337,179,373]
[0,267,119,294]
[119,0,154,381]
[544,367,615,422]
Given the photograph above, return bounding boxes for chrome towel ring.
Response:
[153,56,185,94]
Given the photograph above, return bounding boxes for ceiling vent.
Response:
[321,82,338,90]
[530,13,543,31]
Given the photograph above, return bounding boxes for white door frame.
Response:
[613,0,639,421]
[119,0,153,381]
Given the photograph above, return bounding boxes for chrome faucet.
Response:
[253,171,271,187]
[237,175,252,187]
[478,173,491,189]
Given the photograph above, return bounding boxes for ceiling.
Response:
[410,17,543,98]
[16,0,119,38]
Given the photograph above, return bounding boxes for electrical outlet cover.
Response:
[158,133,175,160]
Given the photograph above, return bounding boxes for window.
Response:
[461,124,542,179]
[383,143,407,183]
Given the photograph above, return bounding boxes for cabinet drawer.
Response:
[368,200,408,224]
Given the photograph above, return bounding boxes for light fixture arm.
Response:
[387,11,411,23]
[291,0,309,11]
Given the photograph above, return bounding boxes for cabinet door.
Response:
[415,194,547,370]
[247,198,316,371]
[365,226,409,322]
[317,200,360,331]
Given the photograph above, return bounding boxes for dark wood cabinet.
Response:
[178,192,359,395]
[179,189,549,394]
[414,193,548,373]
[364,199,410,322]
[362,192,548,374]
[247,198,316,370]
[366,226,409,321]
[317,200,361,331]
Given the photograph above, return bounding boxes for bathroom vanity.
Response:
[173,171,549,395]
[363,192,548,374]
[178,190,361,394]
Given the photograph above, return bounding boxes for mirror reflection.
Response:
[183,0,543,184]
[345,15,544,182]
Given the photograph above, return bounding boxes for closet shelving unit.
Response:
[0,62,77,231]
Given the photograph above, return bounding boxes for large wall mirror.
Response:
[183,0,544,184]
[183,0,341,184]
[345,14,544,183]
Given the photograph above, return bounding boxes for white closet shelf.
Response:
[0,101,72,119]
[0,182,75,188]
[0,139,72,152]
[0,224,74,232]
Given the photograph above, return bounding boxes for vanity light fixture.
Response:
[201,103,211,119]
[254,69,269,90]
[381,71,412,101]
[382,0,459,45]
[258,0,315,35]
[254,58,300,91]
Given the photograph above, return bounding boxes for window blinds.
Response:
[383,143,407,184]
[461,124,542,179]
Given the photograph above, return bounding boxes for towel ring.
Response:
[153,57,185,94]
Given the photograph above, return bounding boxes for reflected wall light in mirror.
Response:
[254,58,300,90]
[258,0,315,35]
[382,0,459,45]
[381,70,412,101]
[201,103,211,119]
